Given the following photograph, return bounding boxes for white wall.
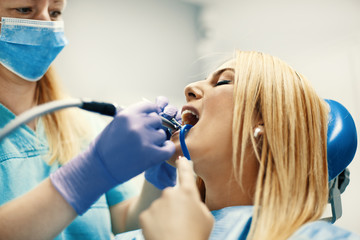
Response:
[54,0,200,108]
[194,0,360,233]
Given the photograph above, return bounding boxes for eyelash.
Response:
[16,8,33,14]
[15,8,62,19]
[50,11,62,18]
[215,80,231,86]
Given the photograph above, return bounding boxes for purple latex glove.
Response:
[157,96,182,136]
[50,101,175,215]
[162,98,182,121]
[144,96,181,190]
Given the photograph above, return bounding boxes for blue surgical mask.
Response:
[0,17,68,81]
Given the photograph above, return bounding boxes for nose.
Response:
[184,80,205,102]
[34,1,51,21]
[34,11,51,21]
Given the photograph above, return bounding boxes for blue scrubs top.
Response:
[113,206,360,240]
[0,104,139,240]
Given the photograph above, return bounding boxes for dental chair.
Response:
[324,99,357,223]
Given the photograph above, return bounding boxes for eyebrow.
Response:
[210,68,235,79]
[12,0,34,4]
[53,0,65,5]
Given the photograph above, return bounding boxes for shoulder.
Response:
[106,179,140,206]
[62,109,110,151]
[289,221,360,240]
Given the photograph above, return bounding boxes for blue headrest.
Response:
[326,99,357,180]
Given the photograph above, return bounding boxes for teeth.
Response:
[181,109,199,125]
[181,110,199,119]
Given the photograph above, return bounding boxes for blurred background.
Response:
[53,0,360,233]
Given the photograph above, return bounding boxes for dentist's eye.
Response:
[16,7,33,14]
[50,10,62,18]
[215,80,231,86]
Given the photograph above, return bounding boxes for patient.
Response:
[116,50,359,240]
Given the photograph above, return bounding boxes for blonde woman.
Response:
[118,50,358,240]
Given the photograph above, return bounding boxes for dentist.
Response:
[0,0,174,239]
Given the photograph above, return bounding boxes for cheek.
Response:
[205,124,233,159]
[187,115,233,166]
[189,94,234,158]
[169,88,234,166]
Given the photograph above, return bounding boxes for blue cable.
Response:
[179,124,193,160]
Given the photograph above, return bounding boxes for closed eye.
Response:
[215,80,231,86]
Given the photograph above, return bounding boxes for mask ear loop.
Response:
[179,124,193,160]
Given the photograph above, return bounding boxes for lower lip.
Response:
[171,130,180,137]
[171,124,195,137]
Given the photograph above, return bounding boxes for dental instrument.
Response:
[0,98,182,142]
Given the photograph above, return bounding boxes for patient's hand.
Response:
[140,157,214,240]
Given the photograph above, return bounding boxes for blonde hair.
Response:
[35,66,90,165]
[232,51,329,239]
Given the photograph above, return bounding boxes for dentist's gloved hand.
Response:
[156,96,182,139]
[144,96,180,190]
[50,101,175,215]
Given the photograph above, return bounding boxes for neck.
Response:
[203,173,254,211]
[0,65,38,128]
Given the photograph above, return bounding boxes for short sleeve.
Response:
[105,178,141,207]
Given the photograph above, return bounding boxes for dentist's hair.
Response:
[232,51,329,240]
[35,66,91,165]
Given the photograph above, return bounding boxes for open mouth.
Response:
[181,109,199,126]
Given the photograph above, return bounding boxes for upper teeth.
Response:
[181,110,199,119]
